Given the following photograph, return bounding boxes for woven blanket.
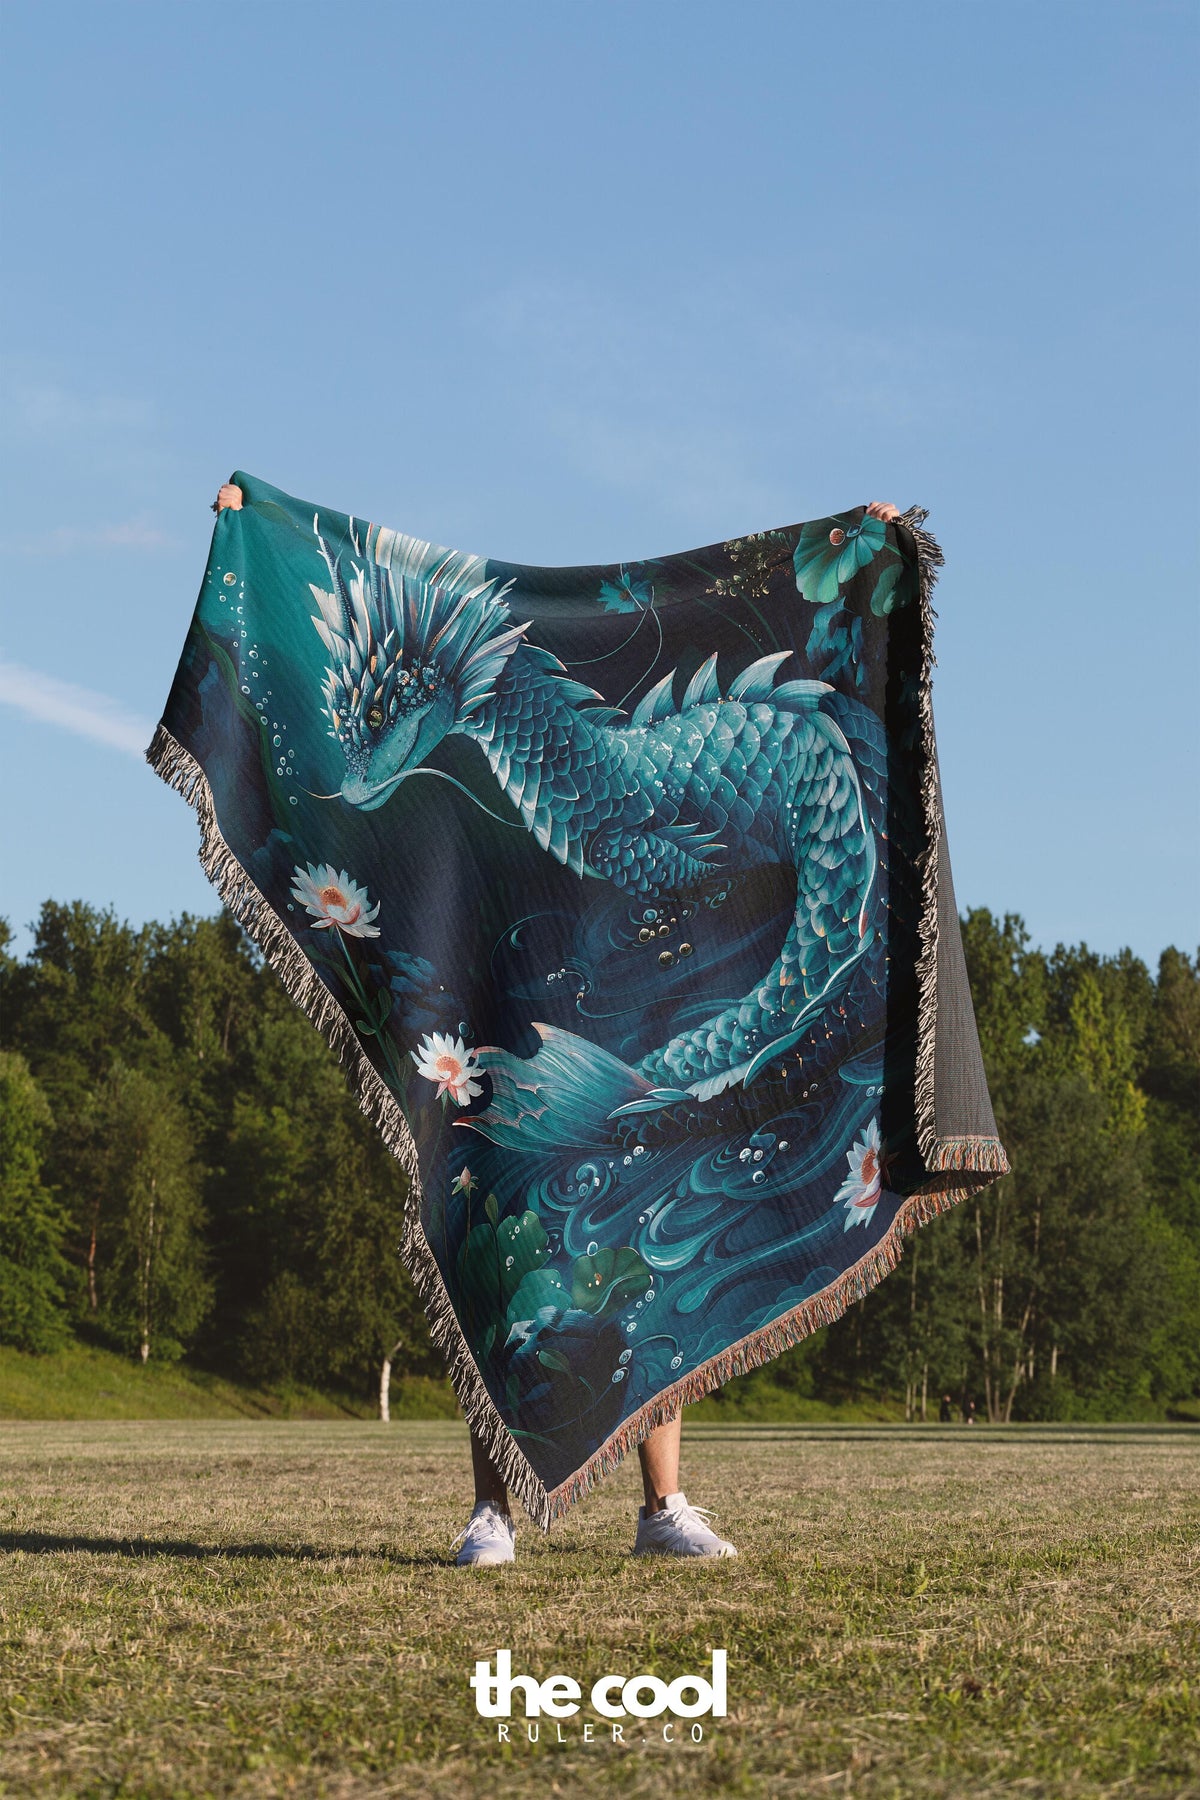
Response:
[149,472,1007,1525]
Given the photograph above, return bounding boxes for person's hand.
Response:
[212,482,244,513]
[865,501,900,521]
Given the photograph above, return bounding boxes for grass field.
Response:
[0,1342,911,1426]
[0,1344,459,1424]
[0,1422,1196,1799]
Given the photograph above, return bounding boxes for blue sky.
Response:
[1,1,1196,966]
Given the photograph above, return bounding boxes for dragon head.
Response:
[308,523,527,811]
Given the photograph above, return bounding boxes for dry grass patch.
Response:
[0,1422,1196,1798]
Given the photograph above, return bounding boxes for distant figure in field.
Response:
[939,1393,954,1423]
[963,1397,977,1425]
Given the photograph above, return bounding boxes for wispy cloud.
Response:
[4,378,155,441]
[466,276,982,521]
[0,657,153,758]
[4,516,181,556]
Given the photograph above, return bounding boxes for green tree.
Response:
[91,1065,212,1361]
[212,971,433,1396]
[0,1052,71,1351]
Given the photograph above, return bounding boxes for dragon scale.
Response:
[310,529,879,1102]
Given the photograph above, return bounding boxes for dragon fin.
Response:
[772,677,833,710]
[727,651,793,701]
[630,670,677,727]
[682,653,721,709]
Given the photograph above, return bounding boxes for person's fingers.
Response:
[215,483,244,511]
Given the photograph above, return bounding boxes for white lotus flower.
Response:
[412,1031,482,1107]
[835,1117,886,1231]
[290,863,381,937]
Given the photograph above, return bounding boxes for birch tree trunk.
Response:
[88,1204,99,1313]
[138,1176,157,1363]
[379,1338,407,1422]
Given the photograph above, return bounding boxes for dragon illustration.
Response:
[307,518,882,1116]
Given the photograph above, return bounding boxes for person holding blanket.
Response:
[214,481,902,1568]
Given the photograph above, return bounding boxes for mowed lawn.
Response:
[0,1422,1196,1799]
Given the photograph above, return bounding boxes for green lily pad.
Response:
[570,1245,653,1317]
[454,1209,549,1348]
[505,1265,569,1334]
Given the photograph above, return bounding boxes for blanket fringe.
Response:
[927,1134,1010,1175]
[148,504,1002,1532]
[541,1174,978,1518]
[145,720,558,1530]
[896,506,946,1166]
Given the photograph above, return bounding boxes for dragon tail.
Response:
[459,1023,676,1150]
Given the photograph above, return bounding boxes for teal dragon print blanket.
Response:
[150,472,1007,1525]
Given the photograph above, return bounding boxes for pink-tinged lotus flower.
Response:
[412,1032,482,1107]
[836,1117,886,1231]
[451,1168,478,1196]
[290,863,381,938]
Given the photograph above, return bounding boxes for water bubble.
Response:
[753,1149,764,1162]
[223,571,237,586]
[738,1148,751,1163]
[504,1255,514,1269]
[289,796,298,805]
[626,1322,637,1334]
[273,735,281,746]
[586,1241,598,1256]
[611,1369,626,1383]
[622,1154,632,1166]
[752,1170,765,1184]
[644,1289,655,1303]
[618,1348,633,1365]
[633,1145,644,1157]
[240,685,251,695]
[670,1354,683,1369]
[778,1140,789,1152]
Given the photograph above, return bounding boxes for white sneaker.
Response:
[451,1501,516,1567]
[633,1491,738,1558]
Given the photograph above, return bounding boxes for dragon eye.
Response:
[366,705,384,730]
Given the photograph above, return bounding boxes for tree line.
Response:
[1,902,1196,1421]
